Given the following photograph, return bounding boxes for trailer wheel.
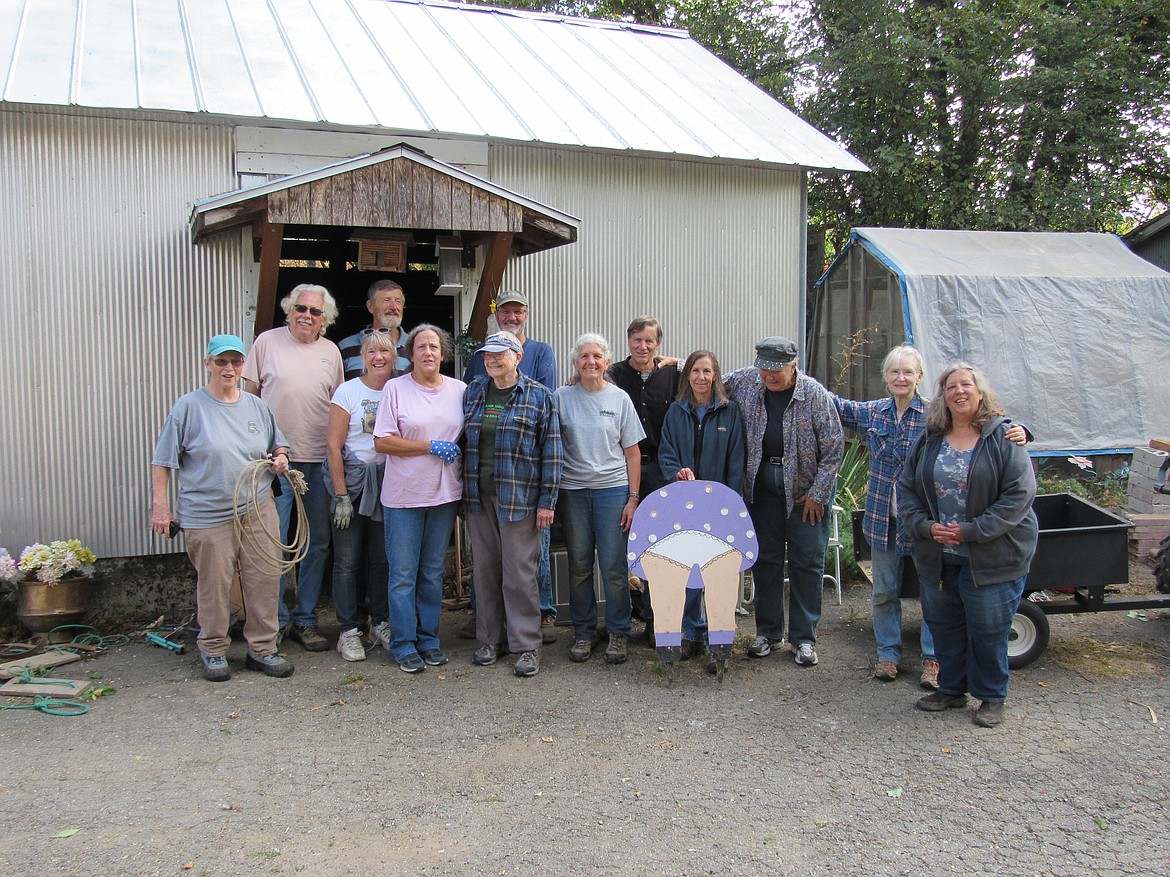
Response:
[1008,599,1049,670]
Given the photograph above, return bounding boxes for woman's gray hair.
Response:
[925,362,1005,434]
[403,323,455,365]
[881,344,924,377]
[280,283,339,334]
[572,333,612,361]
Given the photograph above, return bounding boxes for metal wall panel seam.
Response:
[263,0,325,121]
[339,0,432,129]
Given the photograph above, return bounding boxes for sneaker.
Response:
[746,635,775,658]
[337,628,366,662]
[398,652,426,674]
[705,655,718,675]
[199,652,231,683]
[973,701,1005,727]
[513,651,541,677]
[680,639,703,660]
[873,660,898,681]
[288,624,328,652]
[420,648,449,667]
[367,620,391,650]
[794,643,819,666]
[569,636,596,663]
[473,643,502,666]
[245,650,294,678]
[919,659,940,690]
[916,690,969,712]
[541,612,559,644]
[605,633,628,665]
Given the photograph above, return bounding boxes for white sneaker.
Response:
[367,620,391,650]
[337,627,366,662]
[794,642,819,666]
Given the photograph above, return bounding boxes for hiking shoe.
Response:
[245,650,294,678]
[874,660,898,681]
[398,652,426,674]
[569,636,597,663]
[916,690,969,712]
[706,656,718,675]
[919,659,940,690]
[973,701,1005,727]
[746,635,776,658]
[420,648,449,667]
[794,643,819,666]
[367,620,391,651]
[337,628,366,662]
[680,639,703,661]
[473,643,502,666]
[514,651,541,677]
[605,633,628,665]
[200,652,231,682]
[541,612,559,644]
[288,624,328,652]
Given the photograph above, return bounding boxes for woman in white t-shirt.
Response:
[326,331,397,663]
[554,333,645,667]
[373,325,466,674]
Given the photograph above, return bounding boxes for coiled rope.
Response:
[231,459,310,575]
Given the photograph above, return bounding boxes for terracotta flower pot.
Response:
[16,575,90,635]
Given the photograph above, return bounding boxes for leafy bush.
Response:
[1036,457,1128,508]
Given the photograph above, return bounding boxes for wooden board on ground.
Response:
[1150,438,1170,452]
[0,651,82,680]
[0,676,92,698]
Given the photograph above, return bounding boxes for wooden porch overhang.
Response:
[189,143,579,336]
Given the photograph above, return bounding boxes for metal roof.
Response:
[0,0,867,172]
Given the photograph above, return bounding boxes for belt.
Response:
[767,457,783,465]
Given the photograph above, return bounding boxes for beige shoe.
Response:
[920,659,940,690]
[873,660,898,681]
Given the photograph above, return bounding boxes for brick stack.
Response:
[1126,443,1170,567]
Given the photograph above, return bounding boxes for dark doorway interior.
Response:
[272,225,457,367]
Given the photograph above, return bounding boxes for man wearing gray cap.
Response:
[725,336,844,666]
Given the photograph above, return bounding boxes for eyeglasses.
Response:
[213,357,244,368]
[293,304,325,317]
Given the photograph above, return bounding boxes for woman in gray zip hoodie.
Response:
[897,363,1037,728]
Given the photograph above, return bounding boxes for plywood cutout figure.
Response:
[627,481,757,681]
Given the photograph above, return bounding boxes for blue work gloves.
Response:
[429,440,461,463]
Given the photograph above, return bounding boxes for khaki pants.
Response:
[185,498,281,657]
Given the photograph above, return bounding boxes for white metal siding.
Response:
[0,107,242,558]
[491,144,806,378]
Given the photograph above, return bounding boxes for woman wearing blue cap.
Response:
[151,335,294,682]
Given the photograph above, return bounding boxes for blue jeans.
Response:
[331,511,389,632]
[537,525,554,619]
[682,589,707,643]
[275,463,331,629]
[384,502,458,661]
[871,519,935,663]
[918,558,1026,702]
[747,462,833,646]
[558,486,632,638]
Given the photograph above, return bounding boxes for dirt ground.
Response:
[1,571,1168,877]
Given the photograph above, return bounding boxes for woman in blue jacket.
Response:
[658,350,746,669]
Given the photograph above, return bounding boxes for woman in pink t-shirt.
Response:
[373,325,465,674]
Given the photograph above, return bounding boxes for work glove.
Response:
[429,440,461,463]
[332,494,354,530]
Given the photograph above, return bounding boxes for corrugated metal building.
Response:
[1126,210,1170,274]
[0,0,865,559]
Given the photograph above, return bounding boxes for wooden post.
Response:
[253,221,285,337]
[467,232,513,342]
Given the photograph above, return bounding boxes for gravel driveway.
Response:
[2,583,1167,877]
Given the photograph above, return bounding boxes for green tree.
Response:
[796,0,1170,252]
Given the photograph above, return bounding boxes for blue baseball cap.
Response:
[206,334,247,357]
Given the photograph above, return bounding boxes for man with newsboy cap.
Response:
[724,336,844,667]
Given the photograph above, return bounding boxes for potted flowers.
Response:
[3,539,96,634]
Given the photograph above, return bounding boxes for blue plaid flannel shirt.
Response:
[462,373,562,522]
[833,394,925,556]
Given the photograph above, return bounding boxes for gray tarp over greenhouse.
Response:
[817,228,1170,454]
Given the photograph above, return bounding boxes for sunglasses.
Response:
[213,357,245,368]
[293,304,325,317]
